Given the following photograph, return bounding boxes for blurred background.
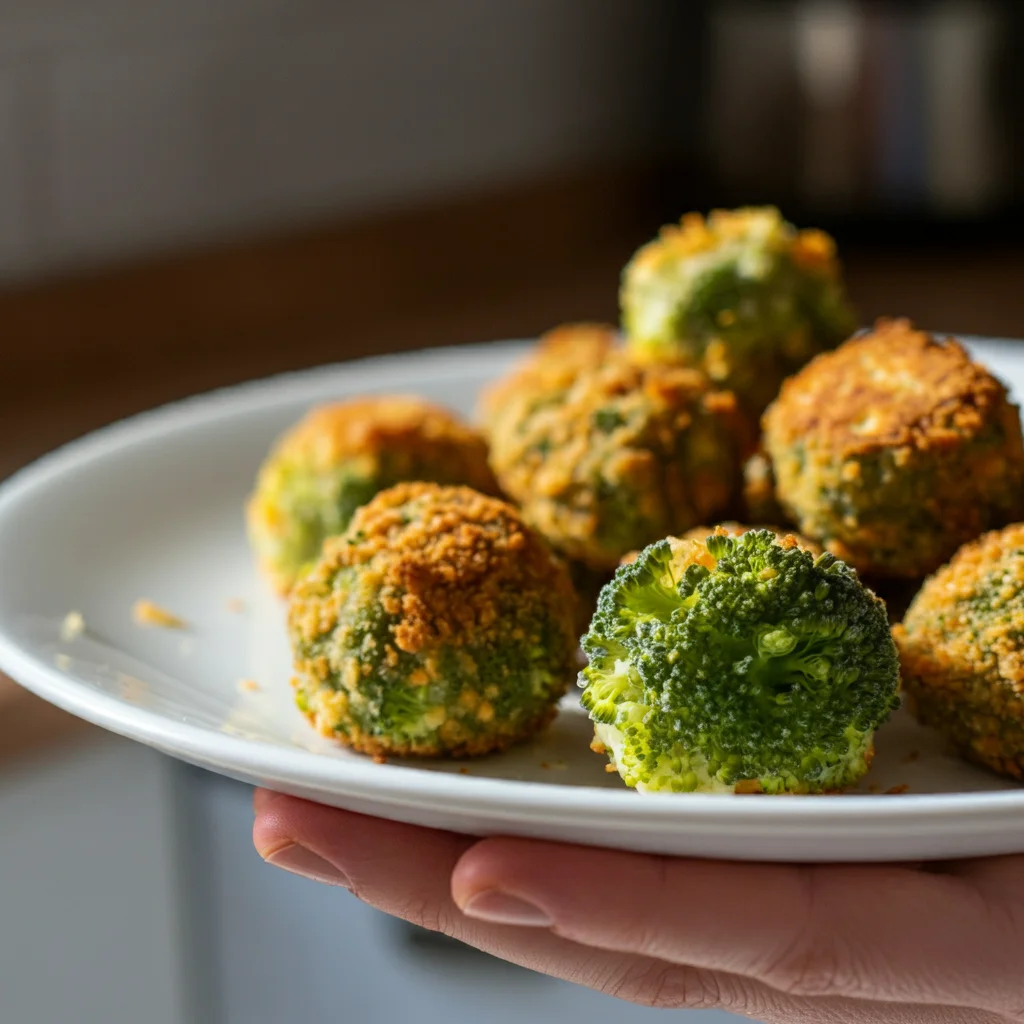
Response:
[2,1,1023,1022]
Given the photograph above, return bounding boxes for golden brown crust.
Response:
[293,483,576,656]
[477,322,618,427]
[764,318,1011,459]
[631,207,843,280]
[276,395,497,483]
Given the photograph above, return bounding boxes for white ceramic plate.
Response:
[1,337,1023,863]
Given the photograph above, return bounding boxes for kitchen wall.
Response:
[0,0,667,282]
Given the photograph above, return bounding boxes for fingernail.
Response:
[461,890,552,927]
[264,843,351,888]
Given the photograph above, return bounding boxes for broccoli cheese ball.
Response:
[247,397,499,594]
[581,528,900,794]
[482,324,749,570]
[895,524,1024,780]
[763,319,1024,579]
[288,483,578,758]
[621,206,856,416]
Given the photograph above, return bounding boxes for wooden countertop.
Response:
[1,168,1022,766]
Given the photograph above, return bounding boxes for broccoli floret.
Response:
[579,529,900,793]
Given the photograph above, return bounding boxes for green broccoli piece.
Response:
[579,530,900,793]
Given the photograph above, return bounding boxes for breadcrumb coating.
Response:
[288,483,577,758]
[482,324,750,569]
[766,319,1016,457]
[247,396,499,594]
[895,524,1024,779]
[763,319,1024,578]
[479,322,618,430]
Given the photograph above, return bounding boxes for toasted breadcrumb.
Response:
[886,784,910,795]
[372,754,388,765]
[60,611,85,642]
[604,763,618,773]
[289,483,576,759]
[458,767,470,775]
[132,599,188,630]
[766,319,1013,458]
[237,678,261,693]
[734,779,764,795]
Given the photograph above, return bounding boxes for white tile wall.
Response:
[0,1,663,278]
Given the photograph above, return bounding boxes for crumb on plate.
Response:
[132,599,188,630]
[60,611,85,642]
[604,763,618,773]
[237,678,261,693]
[886,783,910,795]
[372,754,388,765]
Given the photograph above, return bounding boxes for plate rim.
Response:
[1,335,1023,826]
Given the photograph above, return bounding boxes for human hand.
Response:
[253,790,1023,1023]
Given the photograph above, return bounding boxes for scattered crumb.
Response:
[734,779,764,795]
[237,678,261,693]
[119,674,148,703]
[902,750,921,764]
[458,767,470,775]
[540,761,551,770]
[604,763,618,773]
[226,598,246,614]
[590,740,607,755]
[132,599,187,630]
[372,754,388,765]
[886,784,911,795]
[60,611,85,642]
[868,783,882,794]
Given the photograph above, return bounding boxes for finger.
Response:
[451,837,1022,1016]
[252,794,833,1021]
